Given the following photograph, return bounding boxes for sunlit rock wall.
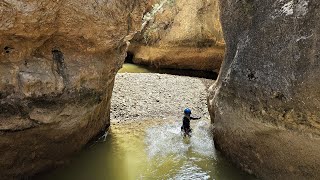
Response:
[208,0,320,179]
[129,0,225,72]
[0,0,148,178]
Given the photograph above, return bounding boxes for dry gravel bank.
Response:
[110,73,214,122]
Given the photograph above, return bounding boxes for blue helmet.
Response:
[184,108,191,115]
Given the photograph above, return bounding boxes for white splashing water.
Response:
[190,121,216,158]
[171,162,211,180]
[144,121,216,179]
[145,121,216,159]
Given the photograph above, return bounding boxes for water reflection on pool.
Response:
[35,120,256,180]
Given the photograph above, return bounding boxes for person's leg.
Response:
[188,128,192,137]
[182,127,187,137]
[185,126,191,137]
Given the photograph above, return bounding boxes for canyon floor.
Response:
[110,73,214,123]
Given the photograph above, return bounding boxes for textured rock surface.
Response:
[0,0,148,178]
[129,0,225,72]
[208,0,320,179]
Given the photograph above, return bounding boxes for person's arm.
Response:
[190,115,201,120]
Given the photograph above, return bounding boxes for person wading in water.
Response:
[181,108,201,137]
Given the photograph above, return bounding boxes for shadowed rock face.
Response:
[0,0,148,178]
[208,0,320,179]
[129,0,225,72]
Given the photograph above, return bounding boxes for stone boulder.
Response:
[129,0,225,72]
[208,0,320,179]
[0,0,148,178]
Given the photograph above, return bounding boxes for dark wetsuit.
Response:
[181,115,200,133]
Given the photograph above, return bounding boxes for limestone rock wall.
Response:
[0,0,148,178]
[208,0,320,179]
[129,0,225,72]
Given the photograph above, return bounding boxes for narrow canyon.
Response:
[0,0,319,179]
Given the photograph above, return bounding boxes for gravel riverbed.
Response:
[110,73,214,122]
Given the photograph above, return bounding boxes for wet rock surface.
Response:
[208,0,320,179]
[0,0,149,178]
[111,73,213,122]
[129,0,225,72]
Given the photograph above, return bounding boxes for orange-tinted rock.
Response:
[130,45,224,71]
[130,0,225,72]
[0,0,148,178]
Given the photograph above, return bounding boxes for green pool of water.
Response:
[118,63,218,79]
[118,63,153,73]
[35,120,256,180]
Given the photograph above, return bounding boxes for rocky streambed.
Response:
[110,73,213,122]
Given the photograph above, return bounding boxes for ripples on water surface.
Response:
[36,120,256,180]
